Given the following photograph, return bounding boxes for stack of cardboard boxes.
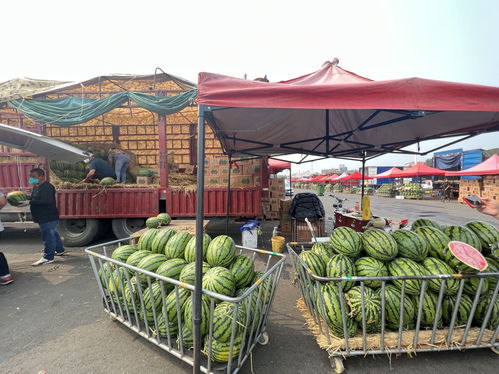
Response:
[482,176,498,200]
[204,157,261,188]
[263,178,285,219]
[458,179,484,202]
[279,198,293,236]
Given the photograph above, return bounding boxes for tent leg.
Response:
[361,155,366,208]
[226,154,232,235]
[289,167,292,196]
[193,105,206,374]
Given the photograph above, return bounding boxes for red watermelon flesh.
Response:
[448,241,488,272]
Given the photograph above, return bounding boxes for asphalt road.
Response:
[1,196,498,374]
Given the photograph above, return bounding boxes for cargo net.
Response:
[288,242,499,356]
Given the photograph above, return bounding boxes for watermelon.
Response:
[236,287,263,331]
[391,230,428,262]
[423,257,459,295]
[111,244,137,263]
[474,294,499,329]
[211,301,246,342]
[202,267,236,297]
[125,250,152,271]
[311,242,335,261]
[411,218,443,231]
[150,229,176,254]
[184,233,212,263]
[179,261,211,285]
[253,271,273,303]
[229,255,255,288]
[362,229,398,261]
[164,232,192,259]
[6,191,29,206]
[146,217,161,229]
[108,268,126,295]
[156,258,187,282]
[136,253,168,282]
[184,294,211,335]
[445,241,488,273]
[203,334,243,362]
[463,277,489,296]
[413,290,442,327]
[354,257,388,288]
[387,258,425,295]
[484,257,499,289]
[442,294,473,325]
[444,226,482,252]
[466,221,499,255]
[157,212,172,226]
[99,177,115,185]
[137,229,160,251]
[123,282,138,310]
[164,287,191,322]
[330,226,363,257]
[346,286,381,325]
[137,168,152,177]
[206,235,236,268]
[142,282,163,312]
[177,326,195,349]
[156,313,179,338]
[320,285,357,337]
[299,250,326,277]
[325,254,356,291]
[381,284,416,330]
[98,262,114,289]
[329,317,358,339]
[414,226,450,260]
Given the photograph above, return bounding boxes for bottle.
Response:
[354,201,360,213]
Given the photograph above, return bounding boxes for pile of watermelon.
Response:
[298,218,499,338]
[333,184,344,193]
[100,229,270,362]
[399,182,423,199]
[376,183,396,197]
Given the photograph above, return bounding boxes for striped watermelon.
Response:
[156,258,187,283]
[362,229,398,261]
[413,291,442,327]
[346,286,381,325]
[320,286,357,337]
[442,294,473,325]
[157,212,172,226]
[146,217,161,228]
[203,334,242,362]
[229,255,255,288]
[463,277,489,296]
[137,228,160,251]
[325,254,356,291]
[184,233,212,263]
[474,294,499,329]
[211,301,246,342]
[329,318,358,338]
[179,261,211,285]
[391,230,428,262]
[6,191,29,206]
[484,257,499,289]
[423,257,459,295]
[253,271,273,303]
[411,218,443,231]
[142,282,163,312]
[311,242,335,261]
[123,282,138,310]
[299,250,326,277]
[381,284,416,330]
[177,326,194,349]
[206,235,236,268]
[184,294,211,335]
[466,221,499,255]
[99,262,114,289]
[126,250,152,271]
[414,226,450,260]
[164,287,191,322]
[354,257,388,288]
[164,232,192,259]
[236,287,262,331]
[388,258,425,295]
[150,229,176,254]
[330,226,363,257]
[111,244,137,263]
[443,226,482,251]
[108,268,126,295]
[443,241,488,273]
[202,267,236,297]
[136,253,168,282]
[156,313,179,338]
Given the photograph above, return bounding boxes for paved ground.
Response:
[1,195,498,374]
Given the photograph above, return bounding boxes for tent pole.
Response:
[226,154,232,235]
[361,155,366,208]
[289,167,292,196]
[193,105,206,374]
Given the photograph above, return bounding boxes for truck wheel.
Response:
[111,218,146,239]
[58,218,101,247]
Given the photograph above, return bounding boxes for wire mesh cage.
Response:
[86,237,286,373]
[288,242,498,372]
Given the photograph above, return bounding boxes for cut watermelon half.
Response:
[448,241,488,272]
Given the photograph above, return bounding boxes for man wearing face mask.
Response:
[28,168,66,266]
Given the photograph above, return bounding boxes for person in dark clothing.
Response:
[82,153,116,183]
[0,192,13,285]
[442,180,452,203]
[29,168,66,266]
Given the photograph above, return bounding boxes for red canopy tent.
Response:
[290,178,299,182]
[396,163,446,178]
[337,171,374,181]
[373,167,403,178]
[445,154,499,176]
[268,158,291,174]
[325,174,339,182]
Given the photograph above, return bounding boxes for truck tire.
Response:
[111,218,146,239]
[58,218,101,247]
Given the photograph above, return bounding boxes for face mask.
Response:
[29,177,39,185]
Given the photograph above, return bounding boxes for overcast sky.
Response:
[2,0,498,173]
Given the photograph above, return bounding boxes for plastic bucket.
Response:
[271,236,286,252]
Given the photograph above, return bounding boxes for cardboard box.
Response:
[231,167,242,175]
[270,203,280,212]
[169,164,179,172]
[205,176,220,186]
[271,191,285,199]
[210,157,229,167]
[254,176,261,186]
[280,199,292,213]
[232,175,253,187]
[208,168,220,176]
[136,176,151,184]
[184,165,195,175]
[242,165,261,175]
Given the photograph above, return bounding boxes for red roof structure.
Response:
[268,158,291,173]
[337,171,373,181]
[396,163,446,177]
[373,167,403,178]
[445,154,499,176]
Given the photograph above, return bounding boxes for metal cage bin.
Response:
[288,242,499,373]
[85,237,286,373]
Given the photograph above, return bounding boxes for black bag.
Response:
[289,193,325,219]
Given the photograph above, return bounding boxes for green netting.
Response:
[8,90,197,127]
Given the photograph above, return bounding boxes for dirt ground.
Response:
[0,193,498,374]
